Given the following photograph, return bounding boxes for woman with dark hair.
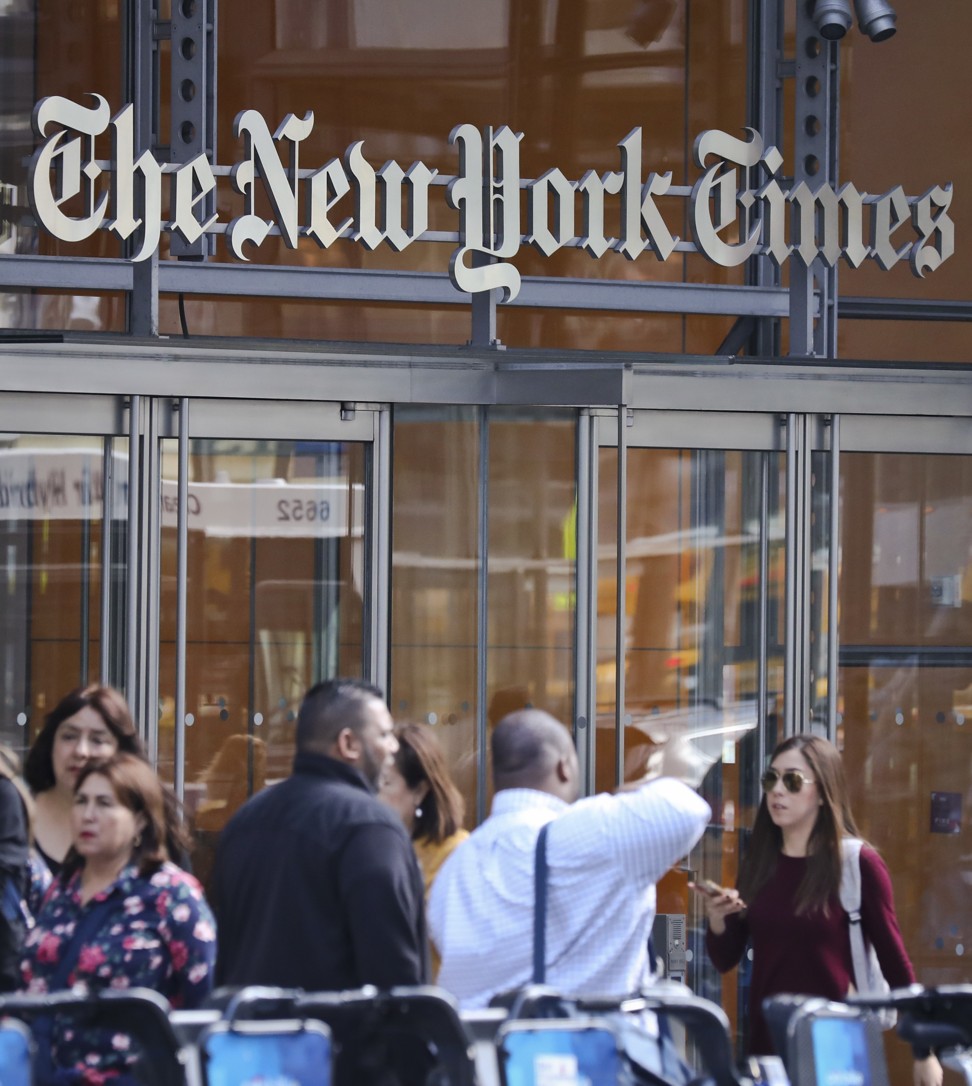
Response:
[697,734,941,1086]
[25,685,189,876]
[21,752,215,1085]
[379,723,468,976]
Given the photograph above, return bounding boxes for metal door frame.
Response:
[0,391,383,793]
[581,407,784,791]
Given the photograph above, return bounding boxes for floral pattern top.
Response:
[20,861,216,1084]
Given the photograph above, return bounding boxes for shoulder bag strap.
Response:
[839,838,871,991]
[532,823,551,985]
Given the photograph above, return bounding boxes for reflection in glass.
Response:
[1,1,124,331]
[390,406,576,827]
[838,453,972,991]
[0,434,127,760]
[597,444,784,1047]
[158,438,367,889]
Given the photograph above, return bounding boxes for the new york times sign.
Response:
[28,95,955,301]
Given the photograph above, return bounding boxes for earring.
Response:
[415,805,423,819]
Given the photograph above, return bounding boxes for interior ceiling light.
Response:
[625,0,677,48]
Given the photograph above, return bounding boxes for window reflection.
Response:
[390,406,576,825]
[839,452,972,988]
[0,434,126,759]
[157,438,367,889]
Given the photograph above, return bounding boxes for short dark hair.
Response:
[393,723,464,844]
[491,709,574,791]
[25,685,142,793]
[295,679,386,753]
[64,753,169,879]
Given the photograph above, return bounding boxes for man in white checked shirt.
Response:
[428,708,711,1010]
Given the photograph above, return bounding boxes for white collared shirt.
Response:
[428,778,711,1009]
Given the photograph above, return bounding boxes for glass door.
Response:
[154,398,380,888]
[594,408,785,1045]
[827,416,972,1084]
[0,392,128,768]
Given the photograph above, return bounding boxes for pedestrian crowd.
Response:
[0,678,938,1086]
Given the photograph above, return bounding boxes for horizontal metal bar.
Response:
[159,263,791,315]
[0,255,134,291]
[0,254,791,316]
[840,296,972,322]
[839,645,972,668]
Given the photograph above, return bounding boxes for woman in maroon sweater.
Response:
[699,735,941,1086]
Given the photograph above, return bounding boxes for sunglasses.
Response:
[760,768,814,794]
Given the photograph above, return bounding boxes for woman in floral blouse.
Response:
[21,752,216,1085]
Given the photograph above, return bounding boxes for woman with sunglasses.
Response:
[697,735,941,1086]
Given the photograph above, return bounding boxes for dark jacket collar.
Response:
[292,748,375,793]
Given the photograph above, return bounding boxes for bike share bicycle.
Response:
[763,985,972,1086]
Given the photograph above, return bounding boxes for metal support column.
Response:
[747,0,785,357]
[169,0,217,258]
[789,0,841,358]
[123,0,160,335]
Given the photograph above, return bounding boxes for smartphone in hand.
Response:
[689,878,731,897]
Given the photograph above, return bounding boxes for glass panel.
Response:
[598,441,785,1051]
[1,2,125,332]
[158,437,368,891]
[390,406,479,816]
[389,406,577,826]
[0,433,127,755]
[487,406,576,759]
[838,0,972,363]
[809,449,833,730]
[174,0,749,348]
[838,450,972,1084]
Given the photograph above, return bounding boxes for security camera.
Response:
[813,0,853,39]
[853,0,896,41]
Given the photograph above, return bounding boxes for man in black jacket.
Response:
[212,679,428,989]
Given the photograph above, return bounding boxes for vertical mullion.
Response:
[784,412,798,734]
[475,407,490,824]
[827,414,841,740]
[126,396,141,709]
[369,407,392,692]
[100,436,114,686]
[574,412,597,796]
[757,450,770,766]
[142,399,162,761]
[614,406,627,788]
[174,398,189,802]
[79,464,91,685]
[799,415,813,729]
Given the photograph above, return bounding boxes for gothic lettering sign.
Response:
[28,95,955,301]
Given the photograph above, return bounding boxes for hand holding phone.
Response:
[689,878,746,911]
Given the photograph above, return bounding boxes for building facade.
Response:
[1,0,970,1058]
